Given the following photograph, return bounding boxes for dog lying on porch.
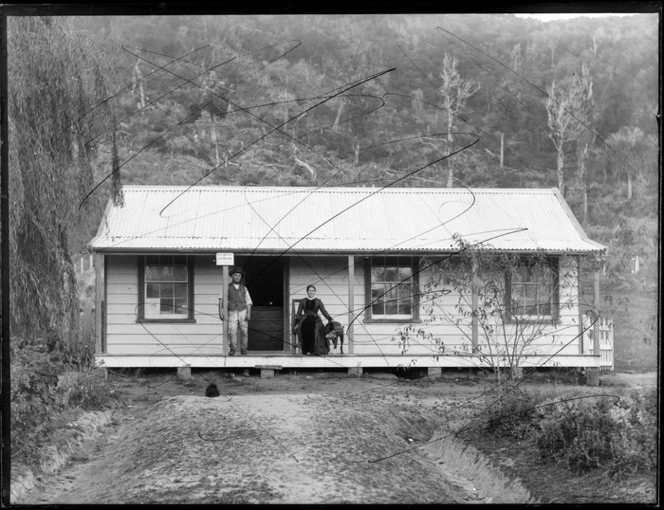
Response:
[324,321,344,354]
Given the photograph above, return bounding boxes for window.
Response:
[506,258,558,320]
[365,256,419,321]
[139,255,194,321]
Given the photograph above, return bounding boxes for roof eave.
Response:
[87,246,606,256]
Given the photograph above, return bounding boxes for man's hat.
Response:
[229,266,243,276]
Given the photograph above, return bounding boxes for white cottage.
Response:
[88,185,608,376]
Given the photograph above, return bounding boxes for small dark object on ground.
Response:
[205,383,220,397]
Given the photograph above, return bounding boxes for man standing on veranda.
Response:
[219,266,252,356]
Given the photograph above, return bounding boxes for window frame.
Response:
[137,254,195,323]
[505,256,559,323]
[364,256,420,323]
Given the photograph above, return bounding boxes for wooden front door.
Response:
[248,306,283,351]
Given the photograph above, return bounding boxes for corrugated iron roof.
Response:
[88,186,606,254]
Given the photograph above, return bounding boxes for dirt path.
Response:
[19,393,483,503]
[18,372,514,504]
[17,370,655,504]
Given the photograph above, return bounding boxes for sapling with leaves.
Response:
[397,234,578,395]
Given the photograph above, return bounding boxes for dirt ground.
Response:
[15,368,659,505]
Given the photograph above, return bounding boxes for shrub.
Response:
[536,396,618,473]
[10,343,63,461]
[484,388,539,440]
[11,338,116,467]
[55,365,115,409]
[534,390,657,477]
[608,389,658,477]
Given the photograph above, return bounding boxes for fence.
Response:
[597,317,614,371]
[583,316,614,370]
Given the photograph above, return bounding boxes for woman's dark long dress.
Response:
[296,298,332,355]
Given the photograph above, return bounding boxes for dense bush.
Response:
[483,387,657,478]
[11,338,116,466]
[606,389,658,477]
[536,397,618,473]
[534,390,657,477]
[484,389,540,441]
[11,343,64,461]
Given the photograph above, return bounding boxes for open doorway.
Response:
[237,256,284,351]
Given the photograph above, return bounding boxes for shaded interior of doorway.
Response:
[237,256,284,351]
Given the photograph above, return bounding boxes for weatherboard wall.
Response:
[289,256,473,356]
[104,255,225,357]
[102,253,582,363]
[288,255,582,359]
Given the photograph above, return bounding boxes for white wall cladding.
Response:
[288,255,354,323]
[105,255,225,357]
[105,253,581,363]
[288,256,470,356]
[287,255,581,359]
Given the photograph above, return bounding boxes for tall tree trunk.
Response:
[446,111,454,187]
[582,182,588,224]
[556,148,565,196]
[333,101,344,132]
[500,132,504,168]
[578,142,589,224]
[133,60,146,109]
[438,54,480,189]
[210,114,220,167]
[580,160,588,225]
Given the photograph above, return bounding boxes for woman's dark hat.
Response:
[229,266,243,276]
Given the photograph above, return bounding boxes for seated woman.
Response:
[293,285,333,355]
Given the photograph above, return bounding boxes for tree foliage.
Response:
[8,17,121,344]
[71,14,657,224]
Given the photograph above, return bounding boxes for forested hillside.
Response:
[77,15,658,221]
[8,14,659,368]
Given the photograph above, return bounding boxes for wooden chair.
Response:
[291,299,301,354]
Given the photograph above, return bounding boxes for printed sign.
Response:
[215,252,235,266]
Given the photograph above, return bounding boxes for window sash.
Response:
[367,256,418,320]
[143,256,190,319]
[507,259,557,319]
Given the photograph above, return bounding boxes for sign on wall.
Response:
[215,252,235,266]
